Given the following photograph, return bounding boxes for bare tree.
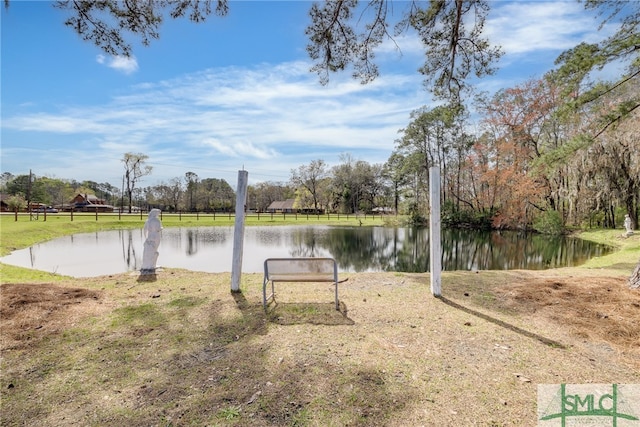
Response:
[185,171,198,211]
[150,178,183,211]
[248,181,294,212]
[122,152,152,213]
[290,160,328,213]
[167,177,183,212]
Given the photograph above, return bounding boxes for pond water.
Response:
[0,225,612,278]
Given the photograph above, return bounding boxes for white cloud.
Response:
[3,113,106,133]
[486,1,600,55]
[2,61,425,185]
[96,54,139,74]
[199,138,278,159]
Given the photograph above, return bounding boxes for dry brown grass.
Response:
[0,283,107,350]
[1,268,639,426]
[494,276,640,356]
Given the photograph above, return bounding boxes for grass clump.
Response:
[111,303,166,328]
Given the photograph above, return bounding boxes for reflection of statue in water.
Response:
[141,209,162,274]
[624,214,633,235]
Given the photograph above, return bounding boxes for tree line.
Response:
[390,76,639,233]
[0,153,390,216]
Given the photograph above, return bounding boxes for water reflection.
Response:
[0,226,611,278]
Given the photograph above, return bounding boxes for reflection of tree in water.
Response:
[288,227,325,258]
[186,229,198,256]
[374,227,412,272]
[288,227,396,271]
[442,229,490,271]
[286,227,613,273]
[442,230,611,271]
[181,228,229,257]
[390,227,431,272]
[503,232,610,269]
[113,226,611,273]
[121,229,139,270]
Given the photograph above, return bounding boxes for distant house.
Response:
[66,194,114,212]
[266,199,297,213]
[372,207,395,214]
[265,199,325,214]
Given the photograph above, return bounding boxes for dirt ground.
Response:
[493,275,640,362]
[1,271,639,426]
[3,275,638,364]
[1,283,106,351]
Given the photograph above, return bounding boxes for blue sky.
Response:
[1,1,610,189]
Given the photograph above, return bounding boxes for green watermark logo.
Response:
[538,384,640,426]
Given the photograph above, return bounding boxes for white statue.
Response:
[141,209,162,274]
[624,214,633,235]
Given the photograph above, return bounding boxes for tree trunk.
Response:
[630,258,640,289]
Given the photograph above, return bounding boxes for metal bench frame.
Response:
[263,257,340,310]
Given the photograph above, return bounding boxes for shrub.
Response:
[533,210,565,235]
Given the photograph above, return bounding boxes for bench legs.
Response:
[263,280,340,311]
[263,279,275,309]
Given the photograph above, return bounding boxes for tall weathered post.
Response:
[231,170,248,293]
[429,166,442,296]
